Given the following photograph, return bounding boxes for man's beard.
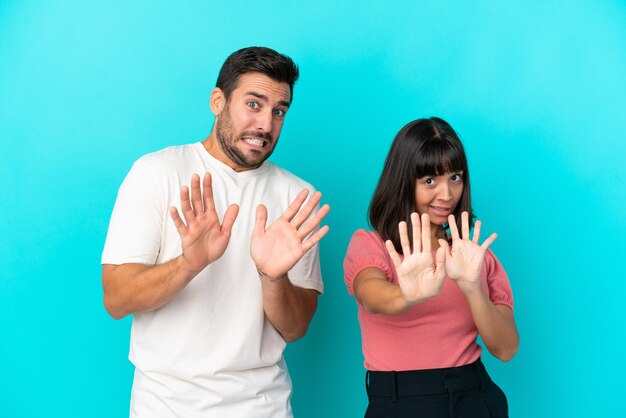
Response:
[215,107,277,169]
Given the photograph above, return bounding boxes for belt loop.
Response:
[391,371,398,402]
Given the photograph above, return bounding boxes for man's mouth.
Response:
[243,137,267,148]
[241,132,272,149]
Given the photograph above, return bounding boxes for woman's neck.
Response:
[430,225,446,250]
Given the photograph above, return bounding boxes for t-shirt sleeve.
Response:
[288,243,324,294]
[101,157,166,265]
[284,185,324,294]
[343,229,394,296]
[484,249,514,309]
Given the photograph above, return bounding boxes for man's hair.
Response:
[368,117,474,252]
[216,46,299,102]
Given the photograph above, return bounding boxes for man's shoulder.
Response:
[136,143,199,167]
[264,162,315,191]
[119,143,203,186]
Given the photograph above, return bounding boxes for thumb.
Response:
[385,240,402,270]
[435,246,446,279]
[438,239,451,257]
[254,204,268,236]
[221,204,239,235]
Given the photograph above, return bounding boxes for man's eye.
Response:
[247,101,259,109]
[273,109,286,117]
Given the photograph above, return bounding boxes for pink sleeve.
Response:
[343,229,394,296]
[483,249,515,309]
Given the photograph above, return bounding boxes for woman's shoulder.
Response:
[344,228,393,291]
[482,248,511,284]
[484,248,504,269]
[349,228,385,247]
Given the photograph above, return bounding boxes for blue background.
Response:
[1,1,625,416]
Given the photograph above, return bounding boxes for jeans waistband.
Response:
[366,359,491,400]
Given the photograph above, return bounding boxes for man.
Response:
[102,46,329,417]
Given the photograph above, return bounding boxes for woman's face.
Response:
[414,171,464,225]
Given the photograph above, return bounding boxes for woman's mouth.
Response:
[429,206,452,216]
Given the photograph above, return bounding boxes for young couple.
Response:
[102,46,519,417]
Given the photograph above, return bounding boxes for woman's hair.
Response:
[368,117,474,252]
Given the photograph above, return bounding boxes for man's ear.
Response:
[210,87,226,116]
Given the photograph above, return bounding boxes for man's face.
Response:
[214,72,291,171]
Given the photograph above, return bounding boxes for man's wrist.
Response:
[256,267,288,282]
[177,255,204,277]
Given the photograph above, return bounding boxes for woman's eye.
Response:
[424,178,435,185]
[451,173,463,182]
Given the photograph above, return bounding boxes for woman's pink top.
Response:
[344,229,514,371]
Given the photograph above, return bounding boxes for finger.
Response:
[472,220,482,243]
[435,246,447,281]
[385,240,402,268]
[399,221,411,256]
[169,206,188,236]
[202,172,216,215]
[411,212,421,253]
[220,204,239,235]
[438,239,451,257]
[481,232,498,250]
[281,189,310,222]
[448,214,460,241]
[292,191,322,228]
[180,185,195,224]
[298,203,330,239]
[254,204,268,235]
[190,174,203,215]
[301,225,330,253]
[421,213,432,252]
[461,211,470,240]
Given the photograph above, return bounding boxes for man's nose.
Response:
[256,110,273,133]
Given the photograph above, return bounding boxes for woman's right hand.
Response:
[385,212,447,304]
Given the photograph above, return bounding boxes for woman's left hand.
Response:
[439,211,497,293]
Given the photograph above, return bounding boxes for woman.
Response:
[344,117,519,417]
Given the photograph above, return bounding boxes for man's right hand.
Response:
[170,173,239,273]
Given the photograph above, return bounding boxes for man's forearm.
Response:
[260,277,319,342]
[102,256,199,319]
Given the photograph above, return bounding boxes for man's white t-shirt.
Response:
[102,143,323,417]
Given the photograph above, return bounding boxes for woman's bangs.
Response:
[415,139,465,177]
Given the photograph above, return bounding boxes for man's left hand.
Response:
[250,190,330,279]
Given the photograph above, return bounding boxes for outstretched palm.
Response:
[386,213,446,303]
[251,190,330,279]
[170,173,239,273]
[439,211,497,293]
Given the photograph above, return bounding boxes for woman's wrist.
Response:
[457,279,485,298]
[400,286,431,311]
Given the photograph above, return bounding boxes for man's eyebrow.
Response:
[246,91,291,108]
